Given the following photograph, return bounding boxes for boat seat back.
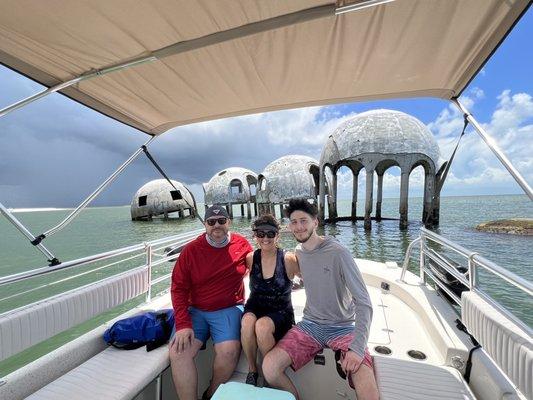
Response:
[0,267,149,362]
[461,291,532,400]
[373,355,476,399]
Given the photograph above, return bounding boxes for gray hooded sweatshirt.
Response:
[295,236,372,357]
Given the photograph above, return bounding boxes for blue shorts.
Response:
[189,304,244,345]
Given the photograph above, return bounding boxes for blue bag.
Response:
[103,309,174,351]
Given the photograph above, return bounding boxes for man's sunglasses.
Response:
[254,230,277,239]
[206,218,228,226]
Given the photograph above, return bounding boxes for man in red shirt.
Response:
[169,205,252,400]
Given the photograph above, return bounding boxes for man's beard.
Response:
[294,229,313,243]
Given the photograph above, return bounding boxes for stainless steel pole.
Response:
[146,243,153,303]
[42,136,156,239]
[452,98,533,200]
[0,202,58,262]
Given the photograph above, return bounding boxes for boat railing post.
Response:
[468,253,479,290]
[146,243,153,303]
[400,236,421,282]
[419,233,426,284]
[155,374,162,400]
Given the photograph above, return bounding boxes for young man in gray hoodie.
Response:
[262,198,379,400]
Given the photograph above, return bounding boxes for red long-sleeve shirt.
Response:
[171,233,252,330]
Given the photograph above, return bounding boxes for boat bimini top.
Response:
[0,0,531,265]
[0,0,530,135]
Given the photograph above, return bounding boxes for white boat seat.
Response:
[461,291,532,400]
[0,266,149,362]
[25,344,169,400]
[374,355,476,400]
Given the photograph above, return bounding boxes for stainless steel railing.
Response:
[401,227,533,332]
[0,229,204,308]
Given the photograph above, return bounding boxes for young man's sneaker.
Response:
[246,372,259,386]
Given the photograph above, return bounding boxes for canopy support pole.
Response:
[0,202,59,265]
[452,98,533,200]
[38,136,157,241]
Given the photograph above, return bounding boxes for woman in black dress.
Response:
[241,214,300,386]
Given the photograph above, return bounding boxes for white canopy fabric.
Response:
[0,0,530,135]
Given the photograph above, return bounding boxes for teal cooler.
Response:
[211,382,296,400]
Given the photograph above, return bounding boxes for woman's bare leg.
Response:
[255,316,276,356]
[241,312,258,372]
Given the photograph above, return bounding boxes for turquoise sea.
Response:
[0,194,531,374]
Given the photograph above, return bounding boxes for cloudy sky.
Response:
[0,11,532,208]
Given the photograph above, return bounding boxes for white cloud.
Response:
[428,89,533,196]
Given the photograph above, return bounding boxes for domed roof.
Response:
[130,179,195,220]
[203,167,257,204]
[257,155,320,203]
[321,109,440,166]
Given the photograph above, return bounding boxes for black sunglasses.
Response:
[254,230,277,238]
[206,217,228,226]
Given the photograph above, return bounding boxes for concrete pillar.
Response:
[399,169,410,230]
[246,202,251,219]
[376,173,384,221]
[432,194,441,226]
[329,172,338,219]
[318,166,327,222]
[226,203,233,218]
[422,172,435,225]
[240,204,245,216]
[279,203,284,219]
[351,172,358,219]
[364,169,374,230]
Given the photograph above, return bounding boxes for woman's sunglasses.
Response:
[254,230,277,238]
[206,217,228,226]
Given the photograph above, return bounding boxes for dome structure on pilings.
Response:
[256,155,329,218]
[130,179,196,221]
[319,109,443,229]
[203,167,258,218]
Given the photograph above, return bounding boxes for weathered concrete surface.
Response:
[257,155,320,204]
[476,219,533,235]
[319,109,443,229]
[130,179,195,220]
[203,167,258,218]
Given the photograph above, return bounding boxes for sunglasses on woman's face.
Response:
[206,217,228,226]
[254,230,277,239]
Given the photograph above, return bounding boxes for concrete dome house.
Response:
[130,179,196,220]
[256,155,327,217]
[319,109,443,229]
[203,167,258,218]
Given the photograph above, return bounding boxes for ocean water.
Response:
[0,194,531,374]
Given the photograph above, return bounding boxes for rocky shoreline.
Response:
[476,219,532,235]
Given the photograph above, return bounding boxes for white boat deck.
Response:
[290,259,444,366]
[3,258,514,400]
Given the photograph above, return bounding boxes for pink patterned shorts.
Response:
[277,325,373,373]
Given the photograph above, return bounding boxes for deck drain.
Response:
[407,350,427,360]
[374,346,392,355]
